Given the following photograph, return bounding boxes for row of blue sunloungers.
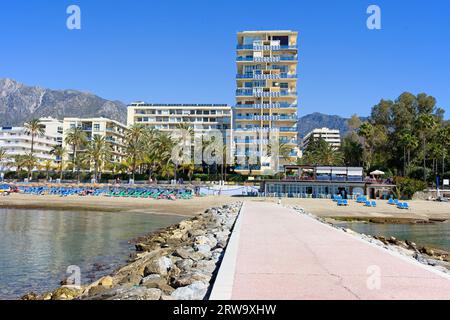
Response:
[333,195,410,210]
[356,196,377,207]
[388,198,410,209]
[19,186,193,200]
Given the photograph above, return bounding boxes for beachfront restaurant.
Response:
[261,166,366,198]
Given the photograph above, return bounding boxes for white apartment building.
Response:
[127,103,232,133]
[127,103,233,163]
[62,117,127,164]
[302,127,341,150]
[0,117,63,171]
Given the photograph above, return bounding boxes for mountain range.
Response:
[0,78,360,137]
[0,78,126,126]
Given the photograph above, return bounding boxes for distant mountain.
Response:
[0,78,127,126]
[297,112,367,138]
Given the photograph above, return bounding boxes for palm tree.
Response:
[23,153,37,180]
[24,119,45,180]
[24,119,45,156]
[9,154,27,173]
[181,161,195,183]
[125,124,147,181]
[64,127,87,182]
[160,159,175,181]
[41,159,54,181]
[172,123,194,182]
[416,114,436,182]
[142,128,160,182]
[153,132,176,180]
[0,148,7,173]
[84,135,111,183]
[50,145,66,181]
[317,143,344,166]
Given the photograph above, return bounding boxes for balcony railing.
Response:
[234,103,297,109]
[236,73,297,79]
[235,115,297,121]
[237,45,298,50]
[237,55,298,62]
[236,89,297,97]
[279,127,298,132]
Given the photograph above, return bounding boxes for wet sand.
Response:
[0,194,236,217]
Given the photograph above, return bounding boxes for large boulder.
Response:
[175,258,194,272]
[195,244,212,254]
[172,271,212,287]
[140,275,175,294]
[118,272,142,286]
[98,276,114,287]
[51,287,82,300]
[174,247,193,259]
[111,287,162,301]
[171,281,208,300]
[144,256,173,276]
[193,260,217,274]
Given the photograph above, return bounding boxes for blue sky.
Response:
[1,0,449,118]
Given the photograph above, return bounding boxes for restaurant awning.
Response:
[331,167,347,175]
[348,167,363,176]
[316,167,332,174]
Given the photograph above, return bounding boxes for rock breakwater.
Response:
[21,202,242,301]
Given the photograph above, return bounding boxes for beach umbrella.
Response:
[370,170,385,176]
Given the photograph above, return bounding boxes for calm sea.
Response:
[334,221,450,252]
[0,208,183,300]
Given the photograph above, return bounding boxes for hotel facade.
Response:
[127,103,233,160]
[62,117,127,165]
[127,103,232,133]
[0,117,63,171]
[302,127,341,150]
[234,30,300,175]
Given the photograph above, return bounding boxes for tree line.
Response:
[300,92,450,186]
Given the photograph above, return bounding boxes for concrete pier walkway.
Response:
[211,201,450,300]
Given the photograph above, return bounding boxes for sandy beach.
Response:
[1,194,449,222]
[0,194,236,217]
[240,197,450,223]
[279,198,450,222]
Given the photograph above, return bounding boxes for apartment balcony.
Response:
[280,139,299,145]
[237,55,298,63]
[279,127,298,132]
[236,73,297,80]
[234,127,275,133]
[235,115,298,121]
[235,139,269,144]
[234,138,298,145]
[234,103,297,109]
[235,89,253,96]
[236,89,297,97]
[236,44,298,51]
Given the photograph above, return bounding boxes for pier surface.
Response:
[211,201,450,300]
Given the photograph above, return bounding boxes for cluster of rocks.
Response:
[290,205,450,275]
[22,202,242,301]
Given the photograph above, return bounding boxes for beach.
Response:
[1,194,449,221]
[0,193,236,217]
[254,198,450,222]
